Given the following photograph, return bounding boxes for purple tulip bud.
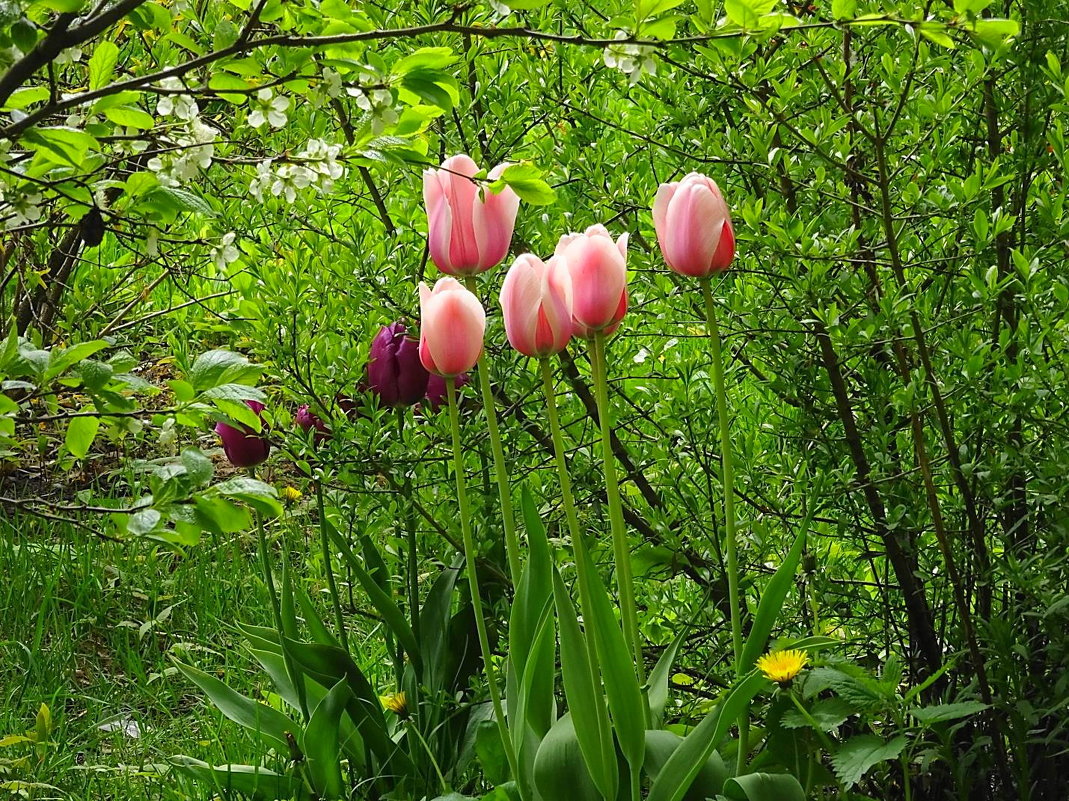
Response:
[296,404,331,443]
[367,321,430,407]
[423,372,469,412]
[215,399,270,467]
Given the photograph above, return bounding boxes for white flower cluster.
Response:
[146,117,216,187]
[603,31,657,84]
[248,139,345,204]
[317,66,397,133]
[156,77,199,121]
[247,88,290,129]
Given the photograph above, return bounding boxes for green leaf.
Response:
[302,679,352,798]
[46,339,109,380]
[89,42,120,91]
[647,671,770,801]
[968,18,1020,48]
[393,47,457,75]
[723,0,777,28]
[174,662,298,751]
[740,526,806,672]
[210,477,281,517]
[22,126,99,168]
[723,773,807,801]
[65,414,99,459]
[572,533,646,773]
[188,350,259,392]
[533,714,605,801]
[647,631,683,726]
[551,568,618,801]
[831,734,908,788]
[831,0,856,17]
[909,701,988,724]
[494,163,556,206]
[918,22,956,49]
[781,697,855,731]
[103,106,154,129]
[151,186,216,216]
[644,730,728,801]
[127,508,161,536]
[170,757,299,800]
[3,86,49,110]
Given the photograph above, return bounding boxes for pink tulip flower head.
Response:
[499,253,574,358]
[653,172,735,277]
[556,224,629,338]
[418,277,486,378]
[423,154,521,275]
[215,399,271,468]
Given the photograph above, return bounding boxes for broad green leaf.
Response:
[89,42,120,91]
[170,757,299,800]
[302,679,352,798]
[723,773,807,800]
[831,0,856,17]
[174,662,298,750]
[533,714,605,801]
[647,631,683,726]
[647,671,770,801]
[65,414,99,458]
[909,701,988,724]
[552,568,618,801]
[831,734,907,788]
[23,126,99,167]
[3,86,49,110]
[723,0,777,28]
[644,730,728,801]
[781,697,855,731]
[188,350,259,392]
[103,106,154,129]
[494,163,556,206]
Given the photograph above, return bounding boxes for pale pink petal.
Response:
[474,182,520,269]
[663,183,722,277]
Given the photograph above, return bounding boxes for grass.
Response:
[0,509,340,800]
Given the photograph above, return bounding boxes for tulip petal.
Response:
[424,172,455,272]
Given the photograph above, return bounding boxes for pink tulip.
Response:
[418,277,486,378]
[423,154,520,275]
[653,173,735,277]
[499,253,573,358]
[556,224,629,336]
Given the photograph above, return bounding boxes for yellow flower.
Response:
[380,692,408,718]
[756,649,809,685]
[280,486,303,503]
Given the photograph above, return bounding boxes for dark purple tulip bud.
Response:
[215,399,270,467]
[366,321,430,407]
[296,404,331,443]
[423,372,469,412]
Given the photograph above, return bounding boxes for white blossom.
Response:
[210,232,240,269]
[1,189,44,230]
[352,86,397,133]
[247,139,346,204]
[54,47,83,65]
[147,116,216,187]
[156,77,199,120]
[247,88,290,129]
[603,31,657,84]
[321,68,343,99]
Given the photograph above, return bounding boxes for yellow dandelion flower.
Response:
[756,649,809,685]
[380,692,408,718]
[280,486,303,503]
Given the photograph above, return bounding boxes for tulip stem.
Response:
[446,376,520,785]
[463,275,522,587]
[699,277,747,770]
[398,408,421,646]
[590,333,645,688]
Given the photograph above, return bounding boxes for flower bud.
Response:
[366,321,430,407]
[418,278,486,378]
[215,399,270,468]
[653,172,735,277]
[556,224,629,335]
[500,253,573,358]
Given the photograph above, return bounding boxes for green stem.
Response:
[787,691,846,797]
[446,376,521,785]
[463,275,522,586]
[699,277,747,771]
[539,358,582,543]
[406,718,449,796]
[316,480,349,654]
[590,333,645,688]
